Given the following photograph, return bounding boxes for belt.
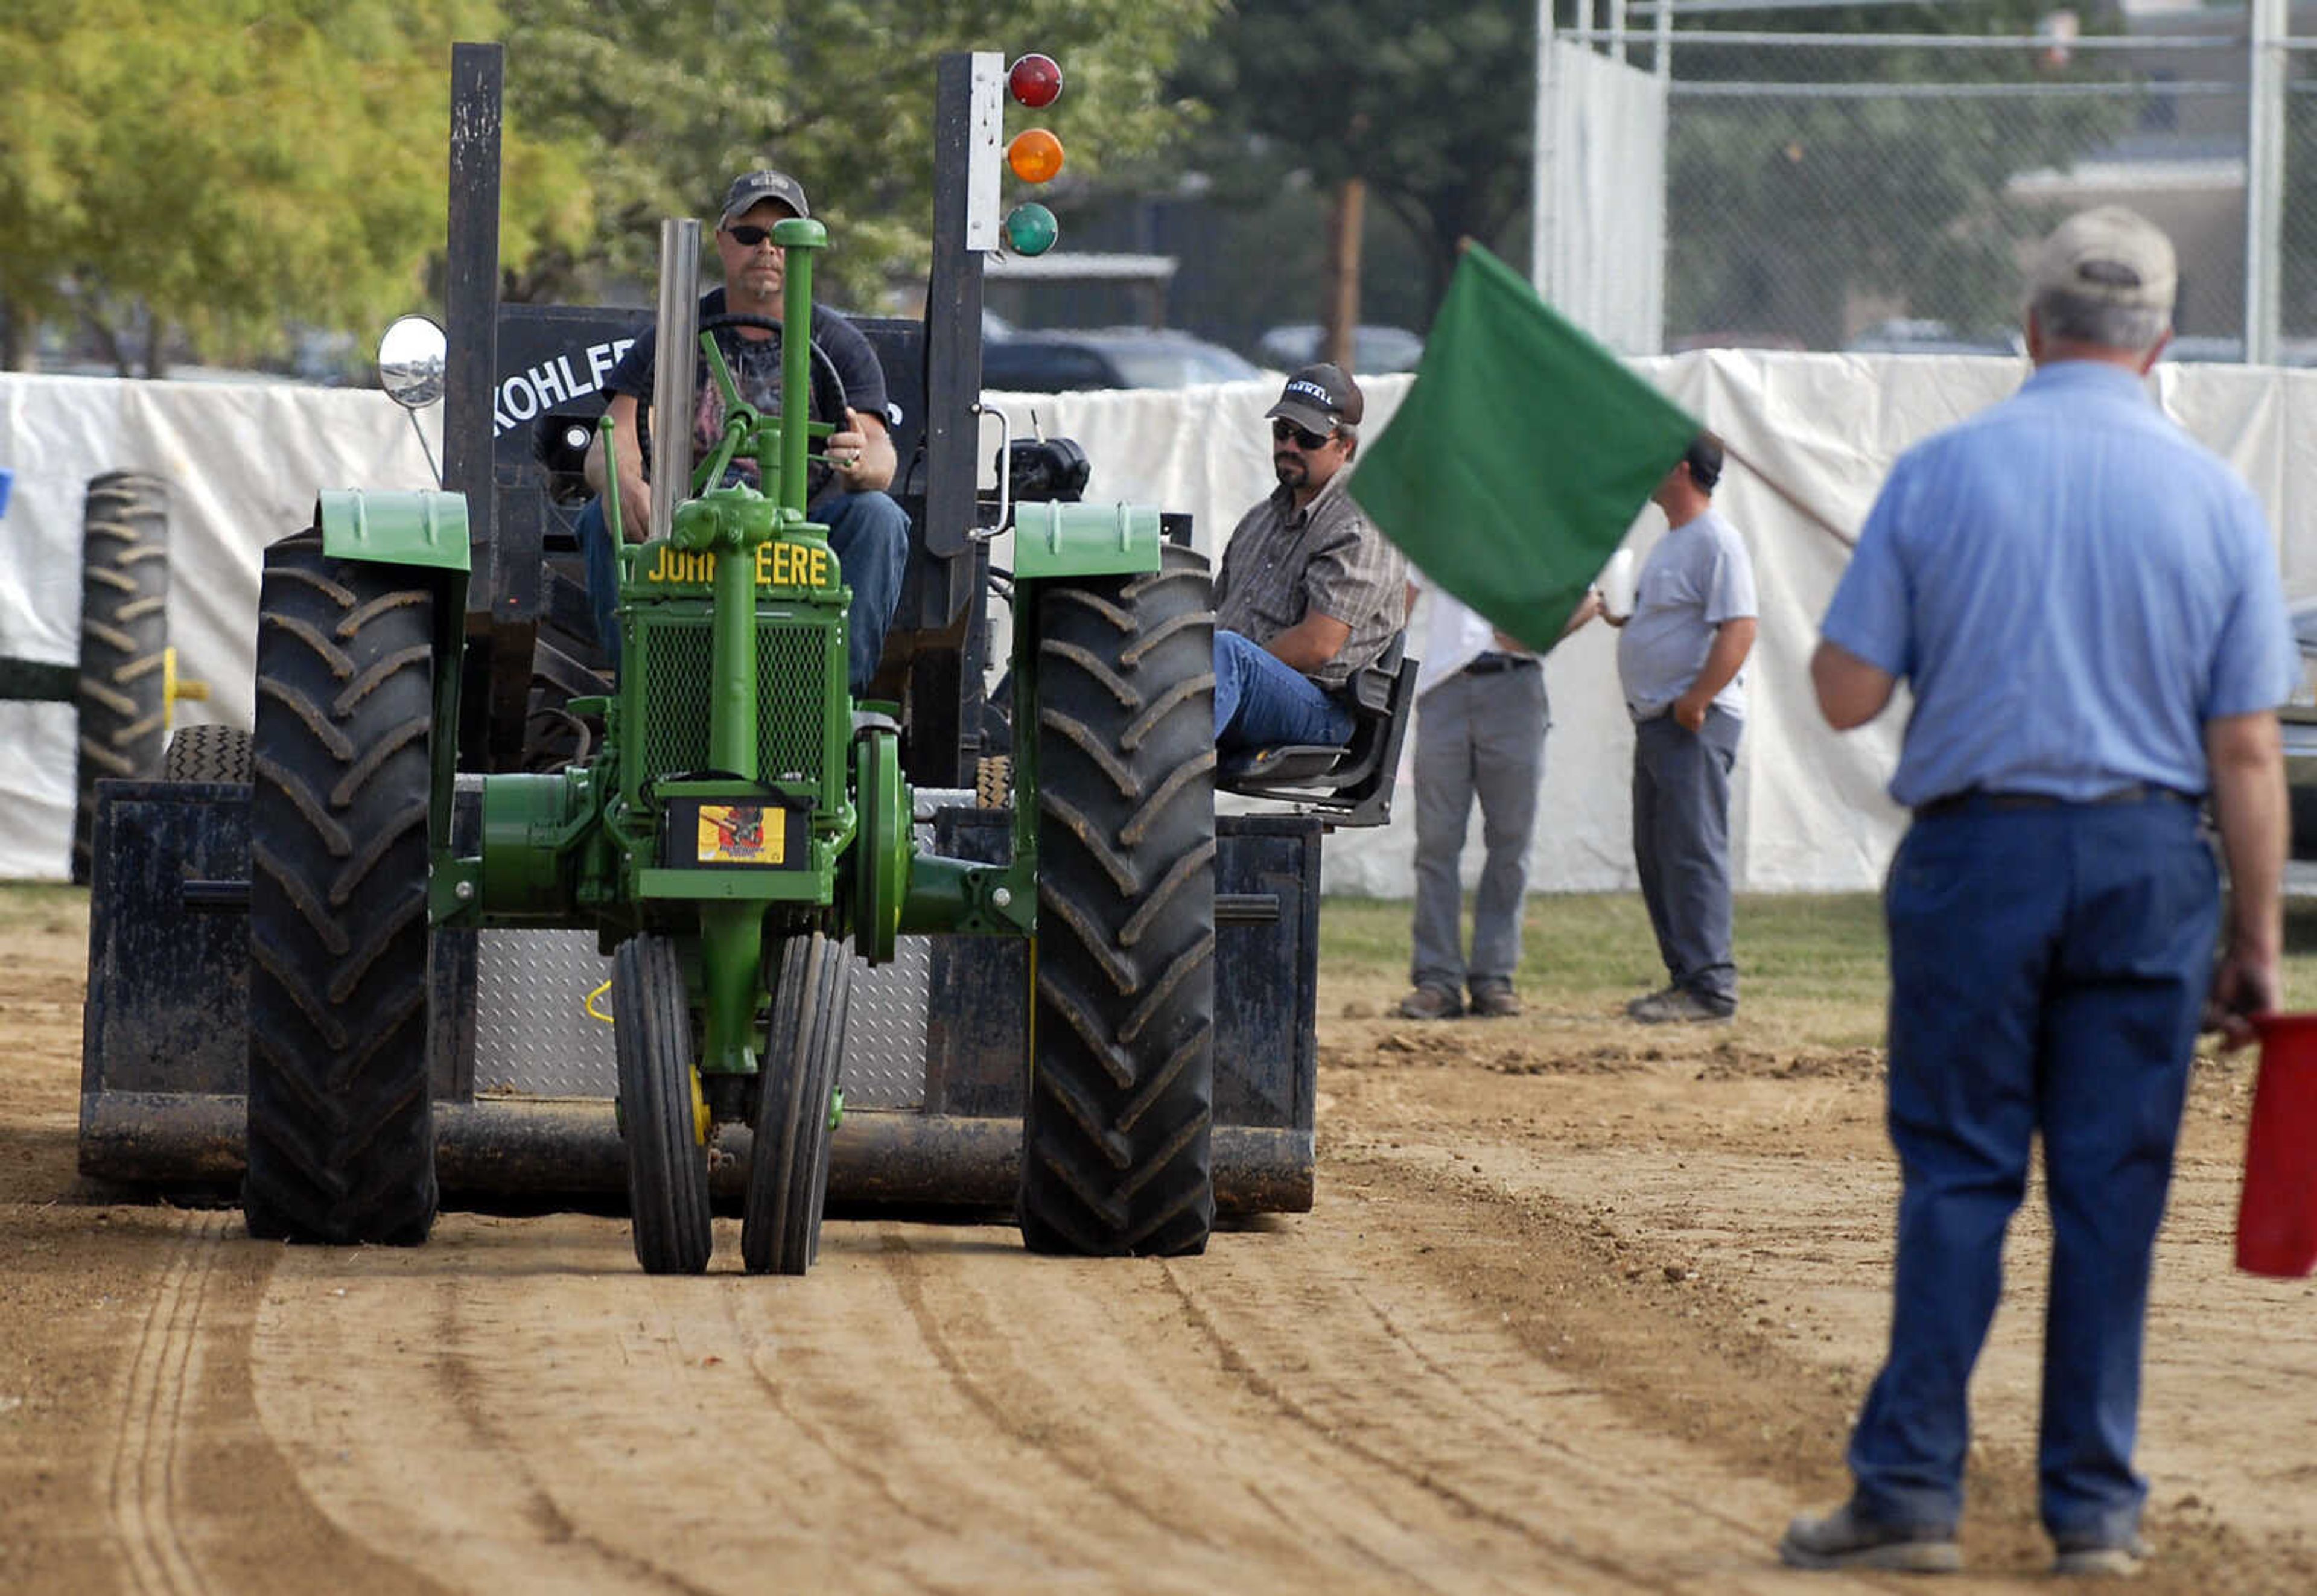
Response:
[1463,652,1537,676]
[1912,783,2195,820]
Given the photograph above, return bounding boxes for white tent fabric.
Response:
[2,354,2307,892]
[0,374,440,880]
[1548,40,1668,357]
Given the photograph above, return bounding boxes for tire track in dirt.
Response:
[426,1283,723,1596]
[104,1212,226,1596]
[236,1188,1968,1596]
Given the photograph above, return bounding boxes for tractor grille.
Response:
[635,614,839,792]
[755,624,830,783]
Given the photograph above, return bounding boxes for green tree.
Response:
[0,0,588,374]
[498,0,1224,308]
[1165,2,2140,349]
[1171,1,1536,313]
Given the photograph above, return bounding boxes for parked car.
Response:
[2283,594,2317,859]
[1255,323,1426,374]
[2160,335,2317,366]
[981,328,1265,392]
[1665,330,1808,354]
[1845,319,2023,358]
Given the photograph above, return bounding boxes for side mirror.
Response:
[376,315,448,410]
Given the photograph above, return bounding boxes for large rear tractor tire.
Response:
[741,932,852,1276]
[72,471,171,883]
[1020,542,1218,1257]
[161,722,253,783]
[615,933,714,1275]
[243,533,438,1245]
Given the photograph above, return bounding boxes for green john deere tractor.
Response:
[241,211,1217,1274]
[78,45,1415,1271]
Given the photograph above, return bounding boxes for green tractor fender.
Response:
[314,490,473,862]
[316,490,472,573]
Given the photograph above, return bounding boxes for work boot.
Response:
[2052,1534,2151,1579]
[1627,987,1734,1025]
[1396,984,1464,1020]
[1467,979,1523,1019]
[1624,985,1679,1020]
[1778,1502,1961,1574]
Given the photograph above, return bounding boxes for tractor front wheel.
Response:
[615,933,714,1275]
[742,932,851,1275]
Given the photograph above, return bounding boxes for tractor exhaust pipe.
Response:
[649,219,702,542]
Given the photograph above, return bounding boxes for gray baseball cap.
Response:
[719,169,811,227]
[2029,206,2175,313]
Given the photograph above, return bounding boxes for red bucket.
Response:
[2237,1014,2317,1278]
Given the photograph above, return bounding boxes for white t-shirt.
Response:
[1411,573,1535,700]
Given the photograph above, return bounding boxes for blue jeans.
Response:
[577,490,911,694]
[1631,708,1741,1007]
[1846,794,2216,1546]
[1213,629,1353,750]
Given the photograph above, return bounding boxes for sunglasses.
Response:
[1271,419,1334,450]
[725,224,783,247]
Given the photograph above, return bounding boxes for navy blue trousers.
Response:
[577,490,910,695]
[1846,795,2216,1547]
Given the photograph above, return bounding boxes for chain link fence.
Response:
[1559,21,2317,360]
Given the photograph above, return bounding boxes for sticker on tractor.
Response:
[698,804,780,865]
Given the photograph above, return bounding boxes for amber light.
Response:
[1006,128,1064,185]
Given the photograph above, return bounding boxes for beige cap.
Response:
[2029,206,2176,313]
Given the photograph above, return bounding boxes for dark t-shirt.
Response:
[605,287,889,501]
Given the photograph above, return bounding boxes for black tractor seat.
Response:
[1217,634,1419,828]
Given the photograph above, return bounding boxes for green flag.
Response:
[1349,244,1700,653]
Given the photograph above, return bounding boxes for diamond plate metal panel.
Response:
[474,930,618,1098]
[841,936,933,1110]
[473,926,933,1107]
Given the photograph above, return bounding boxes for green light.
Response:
[1003,202,1059,258]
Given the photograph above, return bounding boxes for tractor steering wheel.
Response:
[696,312,853,503]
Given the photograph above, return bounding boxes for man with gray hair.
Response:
[1785,208,2295,1577]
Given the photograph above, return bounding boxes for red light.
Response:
[1008,53,1062,110]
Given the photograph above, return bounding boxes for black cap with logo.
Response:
[1265,363,1364,436]
[719,169,812,227]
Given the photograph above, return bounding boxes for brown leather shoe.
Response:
[1467,981,1523,1018]
[1395,984,1464,1020]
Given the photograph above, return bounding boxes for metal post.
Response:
[925,52,993,571]
[2246,0,2286,365]
[650,220,702,543]
[1650,0,1675,357]
[443,44,500,574]
[1610,0,1629,63]
[1533,0,1556,297]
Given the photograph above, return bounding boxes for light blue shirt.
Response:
[1822,360,2297,809]
[1616,506,1758,722]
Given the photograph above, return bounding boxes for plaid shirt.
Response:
[1213,471,1407,690]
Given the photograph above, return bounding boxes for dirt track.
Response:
[4,892,2313,1595]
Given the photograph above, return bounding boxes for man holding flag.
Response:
[1352,243,1709,1013]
